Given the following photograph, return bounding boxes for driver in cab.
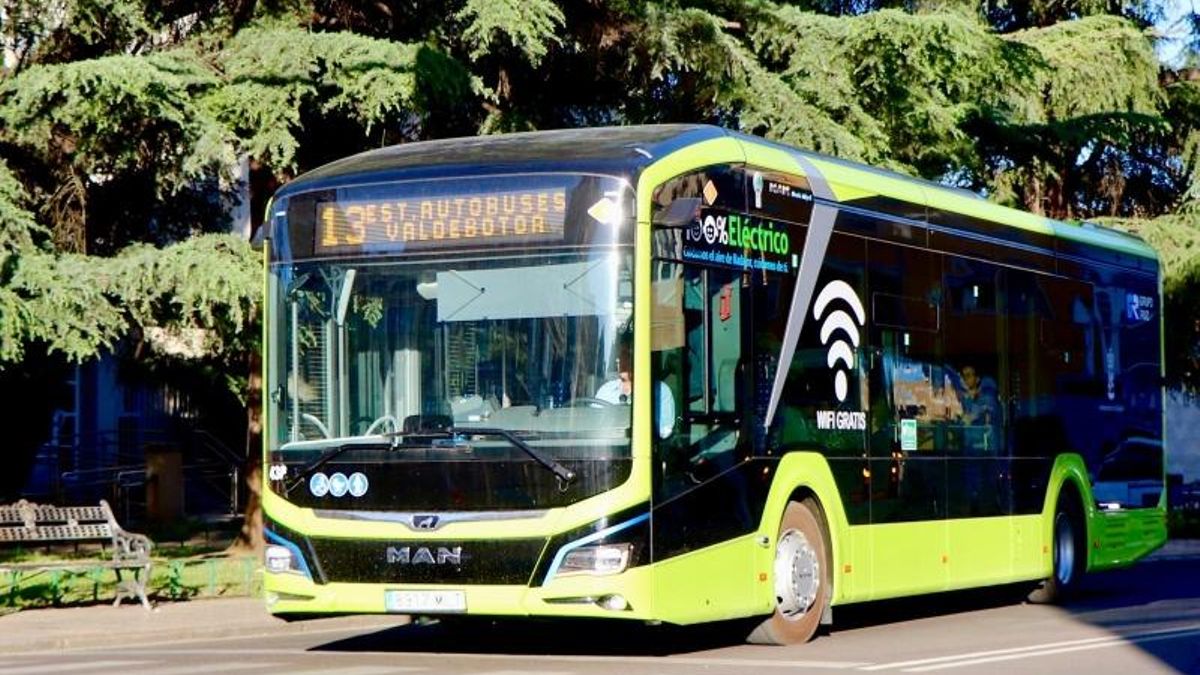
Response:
[595,345,632,405]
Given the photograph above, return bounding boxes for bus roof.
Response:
[277,124,1157,265]
[276,124,724,194]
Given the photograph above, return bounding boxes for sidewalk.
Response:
[0,598,401,653]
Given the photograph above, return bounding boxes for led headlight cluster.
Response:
[264,530,312,579]
[265,545,297,573]
[558,543,632,577]
[543,512,648,584]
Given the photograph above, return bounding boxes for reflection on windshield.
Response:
[271,251,634,452]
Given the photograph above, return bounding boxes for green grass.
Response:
[0,554,262,609]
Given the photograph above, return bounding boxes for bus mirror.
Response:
[654,197,702,228]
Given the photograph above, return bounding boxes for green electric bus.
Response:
[260,125,1166,643]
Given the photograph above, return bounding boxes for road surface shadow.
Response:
[311,556,1199,660]
[1058,556,1200,673]
[313,615,758,656]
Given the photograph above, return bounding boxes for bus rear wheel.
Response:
[1029,494,1084,604]
[747,499,830,645]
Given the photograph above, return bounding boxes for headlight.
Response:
[265,545,296,574]
[264,530,313,579]
[558,543,632,577]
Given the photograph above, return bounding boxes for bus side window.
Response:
[943,256,1009,518]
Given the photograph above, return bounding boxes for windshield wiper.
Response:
[283,427,576,493]
[394,427,576,486]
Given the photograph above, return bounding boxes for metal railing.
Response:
[29,423,246,521]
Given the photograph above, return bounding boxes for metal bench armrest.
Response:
[99,500,153,563]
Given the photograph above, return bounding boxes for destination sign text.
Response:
[316,187,567,253]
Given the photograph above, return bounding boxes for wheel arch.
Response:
[757,452,854,606]
[1042,453,1096,574]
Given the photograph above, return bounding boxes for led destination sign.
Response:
[316,186,567,253]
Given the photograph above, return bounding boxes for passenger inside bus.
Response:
[953,364,1000,452]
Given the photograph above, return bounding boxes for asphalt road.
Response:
[5,556,1198,674]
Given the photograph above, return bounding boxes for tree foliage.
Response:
[0,159,46,362]
[105,234,259,347]
[751,7,1040,174]
[456,0,564,66]
[0,232,256,364]
[0,50,231,253]
[2,0,1200,533]
[208,26,439,171]
[0,0,1196,373]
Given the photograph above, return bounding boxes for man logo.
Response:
[412,515,440,530]
[386,545,462,565]
[813,279,866,402]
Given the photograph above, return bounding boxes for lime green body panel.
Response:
[948,516,1025,589]
[643,451,1164,623]
[866,520,948,598]
[650,534,767,622]
[1088,507,1168,571]
[1041,454,1166,573]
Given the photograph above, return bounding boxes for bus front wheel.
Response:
[1029,494,1084,604]
[747,499,830,645]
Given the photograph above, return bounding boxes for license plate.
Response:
[384,589,467,613]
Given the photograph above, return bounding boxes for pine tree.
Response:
[1,0,1198,538]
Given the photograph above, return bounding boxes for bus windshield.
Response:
[276,250,633,442]
[267,248,634,510]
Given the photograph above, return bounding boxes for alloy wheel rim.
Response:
[774,528,820,619]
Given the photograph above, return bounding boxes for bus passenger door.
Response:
[650,260,759,621]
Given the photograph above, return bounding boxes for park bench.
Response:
[0,499,153,609]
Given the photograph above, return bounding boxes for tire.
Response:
[1028,494,1085,604]
[747,499,831,645]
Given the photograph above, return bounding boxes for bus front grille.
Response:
[307,536,549,586]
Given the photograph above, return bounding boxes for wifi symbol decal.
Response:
[812,280,866,403]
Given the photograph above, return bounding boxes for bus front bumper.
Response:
[263,564,656,620]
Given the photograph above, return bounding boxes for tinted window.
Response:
[944,256,1009,517]
[867,242,946,522]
